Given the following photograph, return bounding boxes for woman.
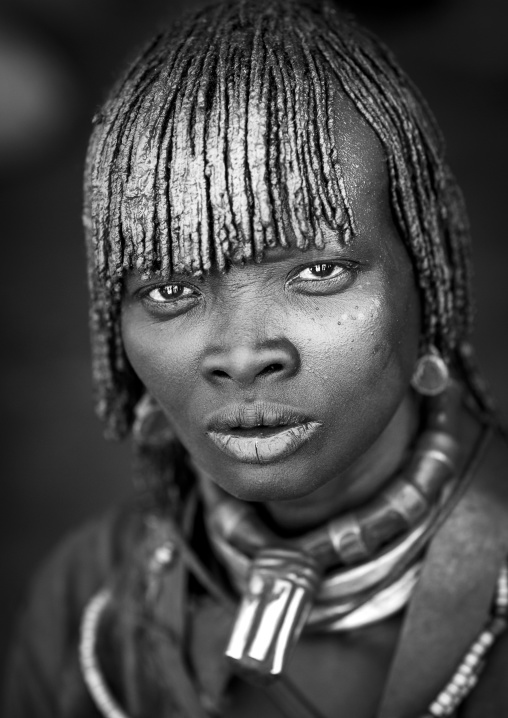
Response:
[3,0,508,716]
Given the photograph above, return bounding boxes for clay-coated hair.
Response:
[84,0,492,439]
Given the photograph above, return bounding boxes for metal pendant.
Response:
[225,548,320,680]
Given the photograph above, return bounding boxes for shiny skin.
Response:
[121,96,421,527]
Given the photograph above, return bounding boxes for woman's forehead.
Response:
[330,91,389,203]
[103,70,361,278]
[124,125,396,287]
[125,90,391,281]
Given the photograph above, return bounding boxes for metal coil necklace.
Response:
[78,383,508,717]
[80,563,508,718]
[200,385,462,678]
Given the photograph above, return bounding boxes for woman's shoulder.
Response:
[459,409,508,497]
[2,502,144,718]
[26,502,144,614]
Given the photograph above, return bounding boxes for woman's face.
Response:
[121,99,421,506]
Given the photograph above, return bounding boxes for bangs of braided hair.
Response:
[84,0,491,440]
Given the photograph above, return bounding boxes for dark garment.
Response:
[2,503,234,718]
[3,475,508,718]
[2,511,119,718]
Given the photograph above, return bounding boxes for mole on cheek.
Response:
[369,298,381,318]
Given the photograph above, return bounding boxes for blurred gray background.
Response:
[1,0,507,677]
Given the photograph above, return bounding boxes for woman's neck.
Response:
[264,390,421,532]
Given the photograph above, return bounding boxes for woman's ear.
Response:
[132,393,175,450]
[132,393,183,504]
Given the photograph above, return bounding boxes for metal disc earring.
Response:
[132,393,179,501]
[411,348,450,396]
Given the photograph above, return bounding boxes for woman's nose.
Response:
[201,338,300,386]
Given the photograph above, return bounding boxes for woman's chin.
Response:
[202,460,332,504]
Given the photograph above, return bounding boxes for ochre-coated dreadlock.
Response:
[84,0,492,439]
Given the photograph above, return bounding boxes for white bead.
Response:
[443,682,462,698]
[153,542,175,566]
[457,662,474,678]
[470,642,487,658]
[452,672,469,688]
[463,652,480,668]
[468,674,479,690]
[478,631,494,648]
[429,700,446,716]
[436,692,454,708]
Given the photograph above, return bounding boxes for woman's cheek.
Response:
[122,314,196,412]
[295,294,391,381]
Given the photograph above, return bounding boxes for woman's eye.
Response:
[297,263,346,281]
[145,284,197,303]
[133,280,202,318]
[287,261,357,296]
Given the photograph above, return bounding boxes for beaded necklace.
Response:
[78,385,507,717]
[79,562,508,718]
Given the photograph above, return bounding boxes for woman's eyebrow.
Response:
[258,236,359,264]
[123,234,363,290]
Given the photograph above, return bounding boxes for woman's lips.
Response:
[205,402,322,464]
[207,421,322,464]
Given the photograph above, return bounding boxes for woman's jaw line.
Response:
[193,389,420,532]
